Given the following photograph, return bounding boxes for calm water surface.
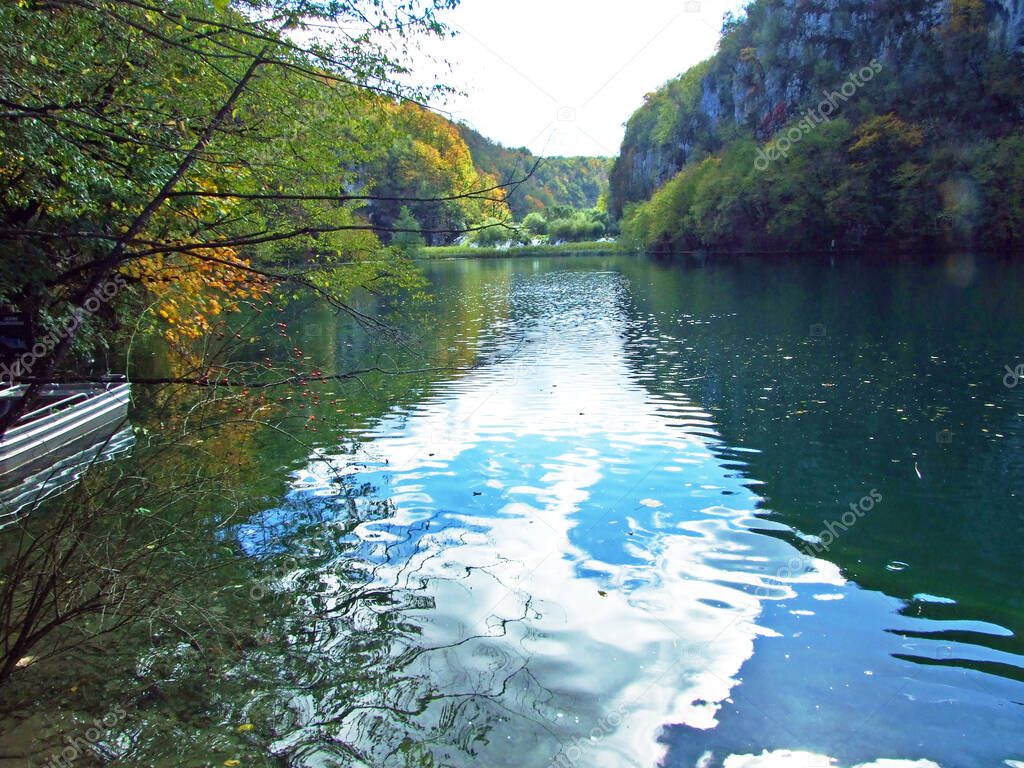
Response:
[227,253,1024,768]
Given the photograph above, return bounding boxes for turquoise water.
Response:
[233,253,1023,767]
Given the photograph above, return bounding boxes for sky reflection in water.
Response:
[250,265,1023,768]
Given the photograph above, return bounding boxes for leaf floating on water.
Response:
[236,723,254,732]
[224,761,241,767]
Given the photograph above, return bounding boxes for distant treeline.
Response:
[457,125,611,220]
[362,113,612,246]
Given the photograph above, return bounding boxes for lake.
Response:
[221,252,1023,767]
[13,253,1023,767]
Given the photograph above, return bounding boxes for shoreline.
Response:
[419,241,1023,263]
[419,241,625,259]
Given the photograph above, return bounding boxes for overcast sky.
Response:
[406,0,745,158]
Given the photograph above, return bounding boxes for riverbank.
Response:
[420,240,625,259]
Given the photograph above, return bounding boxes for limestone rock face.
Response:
[609,0,1023,215]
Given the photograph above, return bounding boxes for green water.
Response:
[4,253,1023,767]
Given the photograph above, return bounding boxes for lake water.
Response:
[9,253,1020,768]
[230,253,1023,767]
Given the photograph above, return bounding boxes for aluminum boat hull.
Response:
[0,383,131,481]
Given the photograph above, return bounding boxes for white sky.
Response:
[408,0,746,157]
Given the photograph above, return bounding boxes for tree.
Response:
[360,102,512,245]
[522,212,548,237]
[391,205,427,255]
[0,0,538,692]
[469,218,517,246]
[0,0,529,432]
[545,208,608,242]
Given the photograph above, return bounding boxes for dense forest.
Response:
[457,125,610,220]
[612,0,1024,252]
[0,0,611,394]
[359,111,611,245]
[356,102,509,247]
[371,121,613,247]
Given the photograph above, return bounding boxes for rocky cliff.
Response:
[610,0,1024,216]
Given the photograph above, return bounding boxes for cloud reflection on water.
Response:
[277,272,847,766]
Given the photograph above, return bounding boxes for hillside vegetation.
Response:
[612,0,1024,252]
[458,125,611,220]
[361,114,611,245]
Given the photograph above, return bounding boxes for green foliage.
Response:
[0,0,463,379]
[392,206,426,255]
[546,208,610,243]
[522,212,548,237]
[457,125,611,219]
[361,102,510,246]
[361,113,611,246]
[622,113,1024,252]
[468,218,522,247]
[972,133,1024,244]
[511,207,611,244]
[612,0,1024,250]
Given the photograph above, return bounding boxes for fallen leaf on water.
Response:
[236,724,254,733]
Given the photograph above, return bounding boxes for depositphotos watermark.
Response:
[247,522,337,603]
[1004,363,1023,388]
[754,59,883,172]
[0,275,127,386]
[41,702,128,767]
[803,489,881,555]
[753,489,881,599]
[550,707,626,768]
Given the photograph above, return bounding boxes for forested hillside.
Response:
[612,0,1024,252]
[359,103,510,246]
[458,125,611,220]
[360,114,611,243]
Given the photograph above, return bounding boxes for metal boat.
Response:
[0,425,135,527]
[0,381,131,482]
